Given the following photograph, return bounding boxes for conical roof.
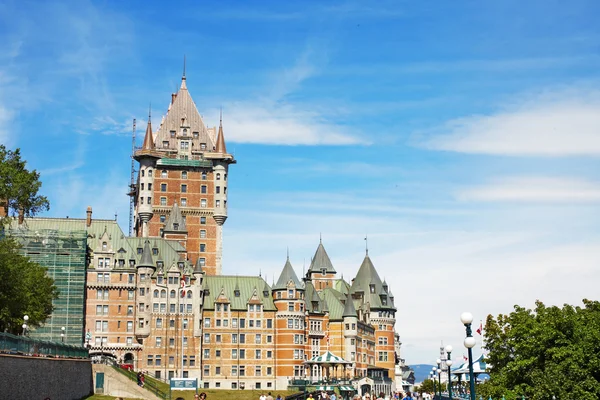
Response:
[164,202,187,233]
[138,239,155,269]
[193,257,203,274]
[349,253,395,311]
[308,240,336,274]
[273,257,303,290]
[142,116,154,150]
[342,293,358,318]
[216,116,227,154]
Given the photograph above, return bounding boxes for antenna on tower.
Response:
[128,118,137,236]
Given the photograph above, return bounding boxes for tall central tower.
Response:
[132,71,236,276]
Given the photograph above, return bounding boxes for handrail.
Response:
[111,364,168,399]
[0,332,89,359]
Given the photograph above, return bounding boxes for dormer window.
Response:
[163,141,169,148]
[137,247,143,254]
[370,284,376,293]
[263,290,269,297]
[234,289,240,297]
[152,248,159,256]
[183,129,187,136]
[173,223,179,230]
[170,131,176,138]
[321,268,326,276]
[177,262,184,269]
[157,262,164,269]
[193,131,199,138]
[102,242,107,251]
[200,143,207,150]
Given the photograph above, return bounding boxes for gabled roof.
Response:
[349,253,396,311]
[164,202,187,233]
[308,240,336,274]
[273,257,303,290]
[203,276,277,311]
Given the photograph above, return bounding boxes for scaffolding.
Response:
[8,227,87,346]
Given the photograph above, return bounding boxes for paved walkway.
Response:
[92,363,162,400]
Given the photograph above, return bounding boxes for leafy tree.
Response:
[484,300,600,400]
[0,145,49,227]
[417,379,435,394]
[0,238,59,333]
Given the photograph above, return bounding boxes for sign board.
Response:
[170,378,198,390]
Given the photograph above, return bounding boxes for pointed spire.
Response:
[365,234,368,255]
[180,55,187,90]
[215,108,227,154]
[137,240,155,269]
[308,240,336,274]
[142,105,154,150]
[164,202,187,233]
[193,257,203,274]
[274,256,302,290]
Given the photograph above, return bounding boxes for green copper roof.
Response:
[157,158,213,168]
[349,253,396,311]
[342,293,358,318]
[308,241,336,274]
[138,239,155,268]
[203,276,277,311]
[273,258,303,290]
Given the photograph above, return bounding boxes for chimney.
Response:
[86,206,92,227]
[18,208,24,225]
[171,93,177,104]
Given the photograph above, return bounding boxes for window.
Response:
[163,141,169,148]
[203,365,210,376]
[201,185,207,194]
[378,351,388,362]
[215,350,221,358]
[216,173,221,180]
[170,319,175,328]
[189,356,195,366]
[200,217,206,224]
[200,244,206,252]
[204,318,210,328]
[232,349,237,359]
[215,200,220,207]
[201,199,207,208]
[255,366,261,376]
[182,171,187,179]
[160,215,166,223]
[153,303,159,312]
[288,319,293,329]
[232,334,238,344]
[239,318,245,328]
[198,258,205,266]
[267,335,273,343]
[160,197,167,206]
[267,350,273,358]
[204,349,210,358]
[255,350,261,359]
[127,321,133,332]
[181,198,187,207]
[216,186,220,194]
[232,366,238,376]
[239,366,245,377]
[200,230,206,238]
[232,319,237,328]
[267,319,273,329]
[181,184,187,193]
[180,141,189,150]
[240,334,245,343]
[193,131,199,138]
[170,290,176,298]
[202,171,207,180]
[239,349,245,359]
[169,356,174,365]
[156,318,163,328]
[204,333,210,343]
[161,183,167,192]
[255,334,261,344]
[288,302,294,312]
[161,170,168,178]
[170,131,175,138]
[127,305,133,315]
[169,338,175,348]
[216,334,222,343]
[378,337,388,345]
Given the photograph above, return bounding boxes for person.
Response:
[404,393,413,400]
[199,392,207,400]
[260,393,267,400]
[140,373,145,388]
[276,395,282,400]
[267,392,274,400]
[194,395,200,400]
[331,392,337,400]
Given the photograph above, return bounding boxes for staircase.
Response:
[92,364,167,400]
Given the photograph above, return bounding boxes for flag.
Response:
[476,321,483,335]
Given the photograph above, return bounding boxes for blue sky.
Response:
[2,0,600,364]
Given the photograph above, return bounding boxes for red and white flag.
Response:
[476,322,483,335]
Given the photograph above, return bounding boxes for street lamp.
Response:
[430,370,436,400]
[461,312,477,400]
[436,367,442,400]
[445,345,453,400]
[22,315,29,336]
[61,326,66,344]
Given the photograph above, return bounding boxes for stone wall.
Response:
[0,354,93,400]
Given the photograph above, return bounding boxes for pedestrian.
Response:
[267,392,274,400]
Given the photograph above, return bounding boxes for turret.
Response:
[136,239,155,338]
[343,293,358,367]
[212,115,229,226]
[134,112,161,237]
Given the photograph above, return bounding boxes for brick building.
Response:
[10,70,402,394]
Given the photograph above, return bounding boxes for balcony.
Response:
[308,330,325,337]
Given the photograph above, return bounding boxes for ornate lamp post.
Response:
[460,312,477,400]
[445,345,453,400]
[61,326,66,343]
[436,367,442,399]
[430,370,436,400]
[22,315,29,336]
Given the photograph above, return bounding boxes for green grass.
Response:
[169,389,300,400]
[81,396,142,400]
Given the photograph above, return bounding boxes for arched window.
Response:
[102,242,107,251]
[187,291,192,299]
[170,290,176,298]
[216,173,221,180]
[153,289,159,298]
[160,289,167,298]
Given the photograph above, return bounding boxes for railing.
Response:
[111,364,168,399]
[0,332,89,359]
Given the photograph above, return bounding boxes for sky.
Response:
[1,0,600,364]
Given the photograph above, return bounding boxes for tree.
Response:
[417,379,435,394]
[483,300,600,400]
[0,238,59,333]
[0,145,49,227]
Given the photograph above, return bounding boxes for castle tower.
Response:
[136,239,156,339]
[342,292,358,375]
[306,238,337,291]
[132,71,236,275]
[272,255,306,386]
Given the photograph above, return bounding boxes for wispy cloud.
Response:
[456,176,600,203]
[417,86,600,156]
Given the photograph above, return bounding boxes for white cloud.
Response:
[456,176,600,203]
[419,87,600,156]
[0,106,15,147]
